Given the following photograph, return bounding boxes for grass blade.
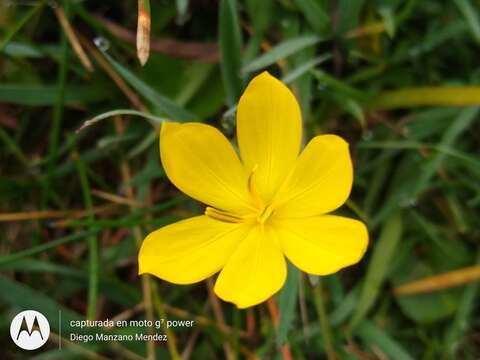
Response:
[0,231,94,266]
[350,213,403,330]
[356,321,415,360]
[219,0,244,105]
[74,149,99,320]
[101,51,196,120]
[293,0,329,34]
[0,0,45,53]
[242,35,324,74]
[277,263,299,348]
[453,0,480,43]
[410,107,479,197]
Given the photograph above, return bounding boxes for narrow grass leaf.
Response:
[0,84,108,105]
[282,54,332,84]
[379,7,395,37]
[219,0,243,105]
[74,149,99,320]
[176,0,189,20]
[312,69,366,100]
[411,107,478,197]
[293,0,329,34]
[0,259,82,277]
[0,0,45,52]
[336,0,366,34]
[276,263,299,347]
[245,0,273,36]
[445,254,480,355]
[0,276,83,328]
[453,0,480,43]
[393,260,462,324]
[356,321,415,360]
[0,231,94,266]
[3,42,59,58]
[242,35,323,74]
[350,212,403,329]
[332,95,365,128]
[101,51,195,120]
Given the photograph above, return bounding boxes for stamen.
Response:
[257,205,274,224]
[248,164,264,209]
[205,207,255,224]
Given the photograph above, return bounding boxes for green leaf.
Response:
[0,84,109,105]
[332,94,366,128]
[0,1,45,53]
[102,52,196,121]
[350,212,403,329]
[3,42,60,58]
[0,276,83,332]
[336,0,367,34]
[175,0,189,21]
[245,0,273,36]
[219,0,244,105]
[356,321,415,360]
[0,231,94,266]
[282,54,332,86]
[242,34,324,74]
[453,0,480,44]
[276,263,299,347]
[410,107,479,197]
[293,0,329,34]
[393,261,461,324]
[312,69,366,100]
[379,6,395,37]
[445,253,480,355]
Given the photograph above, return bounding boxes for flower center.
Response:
[204,207,254,223]
[204,165,276,224]
[256,205,274,224]
[205,203,275,225]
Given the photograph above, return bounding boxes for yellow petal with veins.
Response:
[160,122,256,214]
[214,225,286,308]
[139,216,252,284]
[274,135,353,218]
[275,215,368,275]
[237,72,302,204]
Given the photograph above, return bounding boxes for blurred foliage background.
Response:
[1,0,480,359]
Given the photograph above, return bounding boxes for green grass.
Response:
[1,0,480,359]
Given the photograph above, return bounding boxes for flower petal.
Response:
[214,225,286,308]
[237,72,302,204]
[275,215,368,275]
[160,122,255,213]
[139,216,252,284]
[274,135,353,218]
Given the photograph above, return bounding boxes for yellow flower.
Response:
[138,72,368,308]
